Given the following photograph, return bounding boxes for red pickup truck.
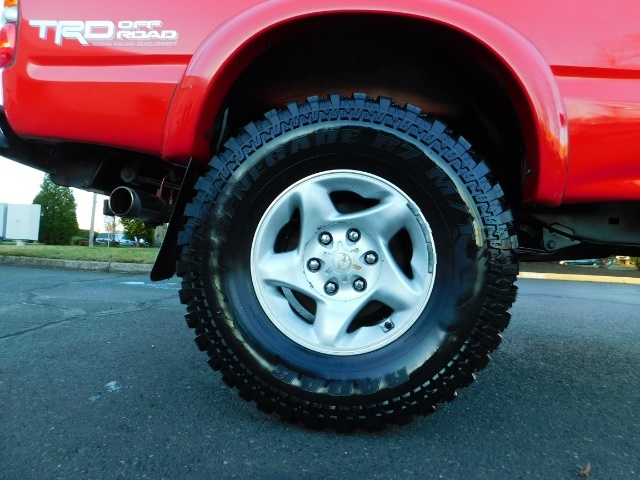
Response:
[2,0,639,429]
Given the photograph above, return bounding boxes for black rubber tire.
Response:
[177,94,518,430]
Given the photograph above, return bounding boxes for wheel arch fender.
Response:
[162,0,568,206]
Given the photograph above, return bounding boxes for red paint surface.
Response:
[463,0,640,203]
[2,0,640,204]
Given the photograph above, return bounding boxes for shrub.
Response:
[71,236,87,245]
[631,257,640,270]
[77,229,98,240]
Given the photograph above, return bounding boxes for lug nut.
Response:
[364,251,378,265]
[353,278,366,292]
[307,258,321,272]
[347,229,360,242]
[324,281,338,295]
[319,232,332,246]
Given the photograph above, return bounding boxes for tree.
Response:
[120,218,155,246]
[32,175,78,245]
[103,215,119,244]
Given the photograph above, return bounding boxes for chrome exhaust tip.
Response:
[109,186,166,223]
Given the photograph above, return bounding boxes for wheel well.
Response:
[214,15,525,203]
[154,15,529,281]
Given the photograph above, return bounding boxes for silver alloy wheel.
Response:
[251,170,437,355]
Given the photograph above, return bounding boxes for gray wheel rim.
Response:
[251,170,437,355]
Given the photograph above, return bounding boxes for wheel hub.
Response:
[304,224,382,300]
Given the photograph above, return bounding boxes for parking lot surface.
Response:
[1,266,638,479]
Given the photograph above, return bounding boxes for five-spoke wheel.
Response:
[252,170,436,355]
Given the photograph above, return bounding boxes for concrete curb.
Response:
[519,271,640,285]
[0,255,152,274]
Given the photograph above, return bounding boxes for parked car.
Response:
[118,238,135,246]
[94,233,126,245]
[94,233,112,245]
[560,259,599,266]
[560,258,615,267]
[2,0,639,429]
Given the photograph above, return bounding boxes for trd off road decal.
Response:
[29,20,179,47]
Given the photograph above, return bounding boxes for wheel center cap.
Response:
[303,223,381,301]
[332,252,353,271]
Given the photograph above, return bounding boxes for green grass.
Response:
[0,244,159,264]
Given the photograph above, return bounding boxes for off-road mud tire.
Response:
[177,93,518,430]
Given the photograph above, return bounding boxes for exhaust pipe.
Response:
[109,187,167,223]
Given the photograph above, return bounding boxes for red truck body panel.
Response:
[3,0,640,205]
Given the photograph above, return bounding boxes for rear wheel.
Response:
[177,94,518,429]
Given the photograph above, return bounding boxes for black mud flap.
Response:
[150,159,203,281]
[0,122,9,148]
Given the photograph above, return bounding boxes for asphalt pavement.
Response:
[1,266,638,479]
